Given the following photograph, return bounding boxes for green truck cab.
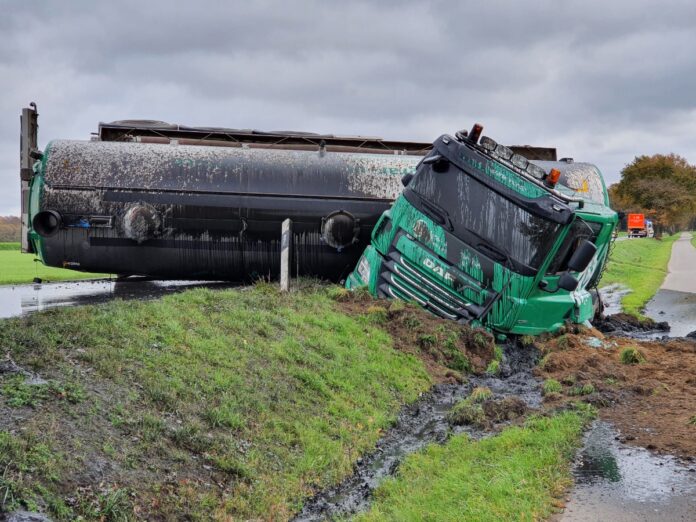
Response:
[346,126,618,336]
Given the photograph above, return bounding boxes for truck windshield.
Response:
[409,166,561,270]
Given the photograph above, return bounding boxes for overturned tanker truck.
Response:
[20,106,616,334]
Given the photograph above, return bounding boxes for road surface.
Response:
[644,232,696,337]
[660,233,696,293]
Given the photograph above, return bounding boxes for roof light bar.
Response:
[510,153,529,170]
[479,136,497,151]
[526,163,547,180]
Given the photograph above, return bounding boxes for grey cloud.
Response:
[2,0,696,214]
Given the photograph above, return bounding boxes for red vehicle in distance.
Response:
[627,213,647,238]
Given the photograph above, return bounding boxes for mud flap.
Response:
[589,288,603,321]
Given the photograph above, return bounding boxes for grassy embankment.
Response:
[0,242,109,285]
[599,234,678,316]
[357,409,592,522]
[0,283,587,520]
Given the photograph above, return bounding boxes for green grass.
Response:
[355,409,594,522]
[619,346,646,364]
[0,283,432,520]
[0,242,109,285]
[470,386,493,403]
[542,379,562,395]
[599,235,678,316]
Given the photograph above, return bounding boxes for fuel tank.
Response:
[29,138,424,281]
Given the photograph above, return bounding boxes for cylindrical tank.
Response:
[29,139,423,281]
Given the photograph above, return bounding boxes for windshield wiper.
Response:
[459,225,513,268]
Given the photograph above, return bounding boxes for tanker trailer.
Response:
[19,105,558,283]
[20,106,431,281]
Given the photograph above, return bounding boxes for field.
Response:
[0,242,109,285]
[599,234,678,316]
[0,283,588,521]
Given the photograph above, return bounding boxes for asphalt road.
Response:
[661,232,696,294]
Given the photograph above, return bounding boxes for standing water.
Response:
[0,279,233,319]
[559,421,696,521]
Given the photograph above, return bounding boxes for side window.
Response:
[547,219,602,274]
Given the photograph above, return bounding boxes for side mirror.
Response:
[567,239,596,272]
[401,173,413,187]
[557,272,579,292]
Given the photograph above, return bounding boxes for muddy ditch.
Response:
[294,342,542,521]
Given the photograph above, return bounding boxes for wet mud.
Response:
[536,330,696,457]
[0,279,235,319]
[558,421,696,521]
[294,343,541,521]
[598,284,631,317]
[593,312,669,339]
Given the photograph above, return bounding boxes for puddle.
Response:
[644,289,696,338]
[599,284,631,317]
[0,279,234,319]
[559,421,696,521]
[294,344,541,521]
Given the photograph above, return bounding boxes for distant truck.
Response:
[627,213,647,238]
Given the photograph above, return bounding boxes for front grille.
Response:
[378,249,496,323]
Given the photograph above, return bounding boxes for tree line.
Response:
[0,216,20,242]
[608,154,696,234]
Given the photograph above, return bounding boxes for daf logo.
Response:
[423,257,453,282]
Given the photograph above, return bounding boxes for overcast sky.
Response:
[2,0,696,215]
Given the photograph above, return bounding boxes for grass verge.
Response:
[355,408,594,522]
[599,235,678,316]
[0,282,491,520]
[0,242,109,285]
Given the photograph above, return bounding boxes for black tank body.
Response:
[35,139,422,281]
